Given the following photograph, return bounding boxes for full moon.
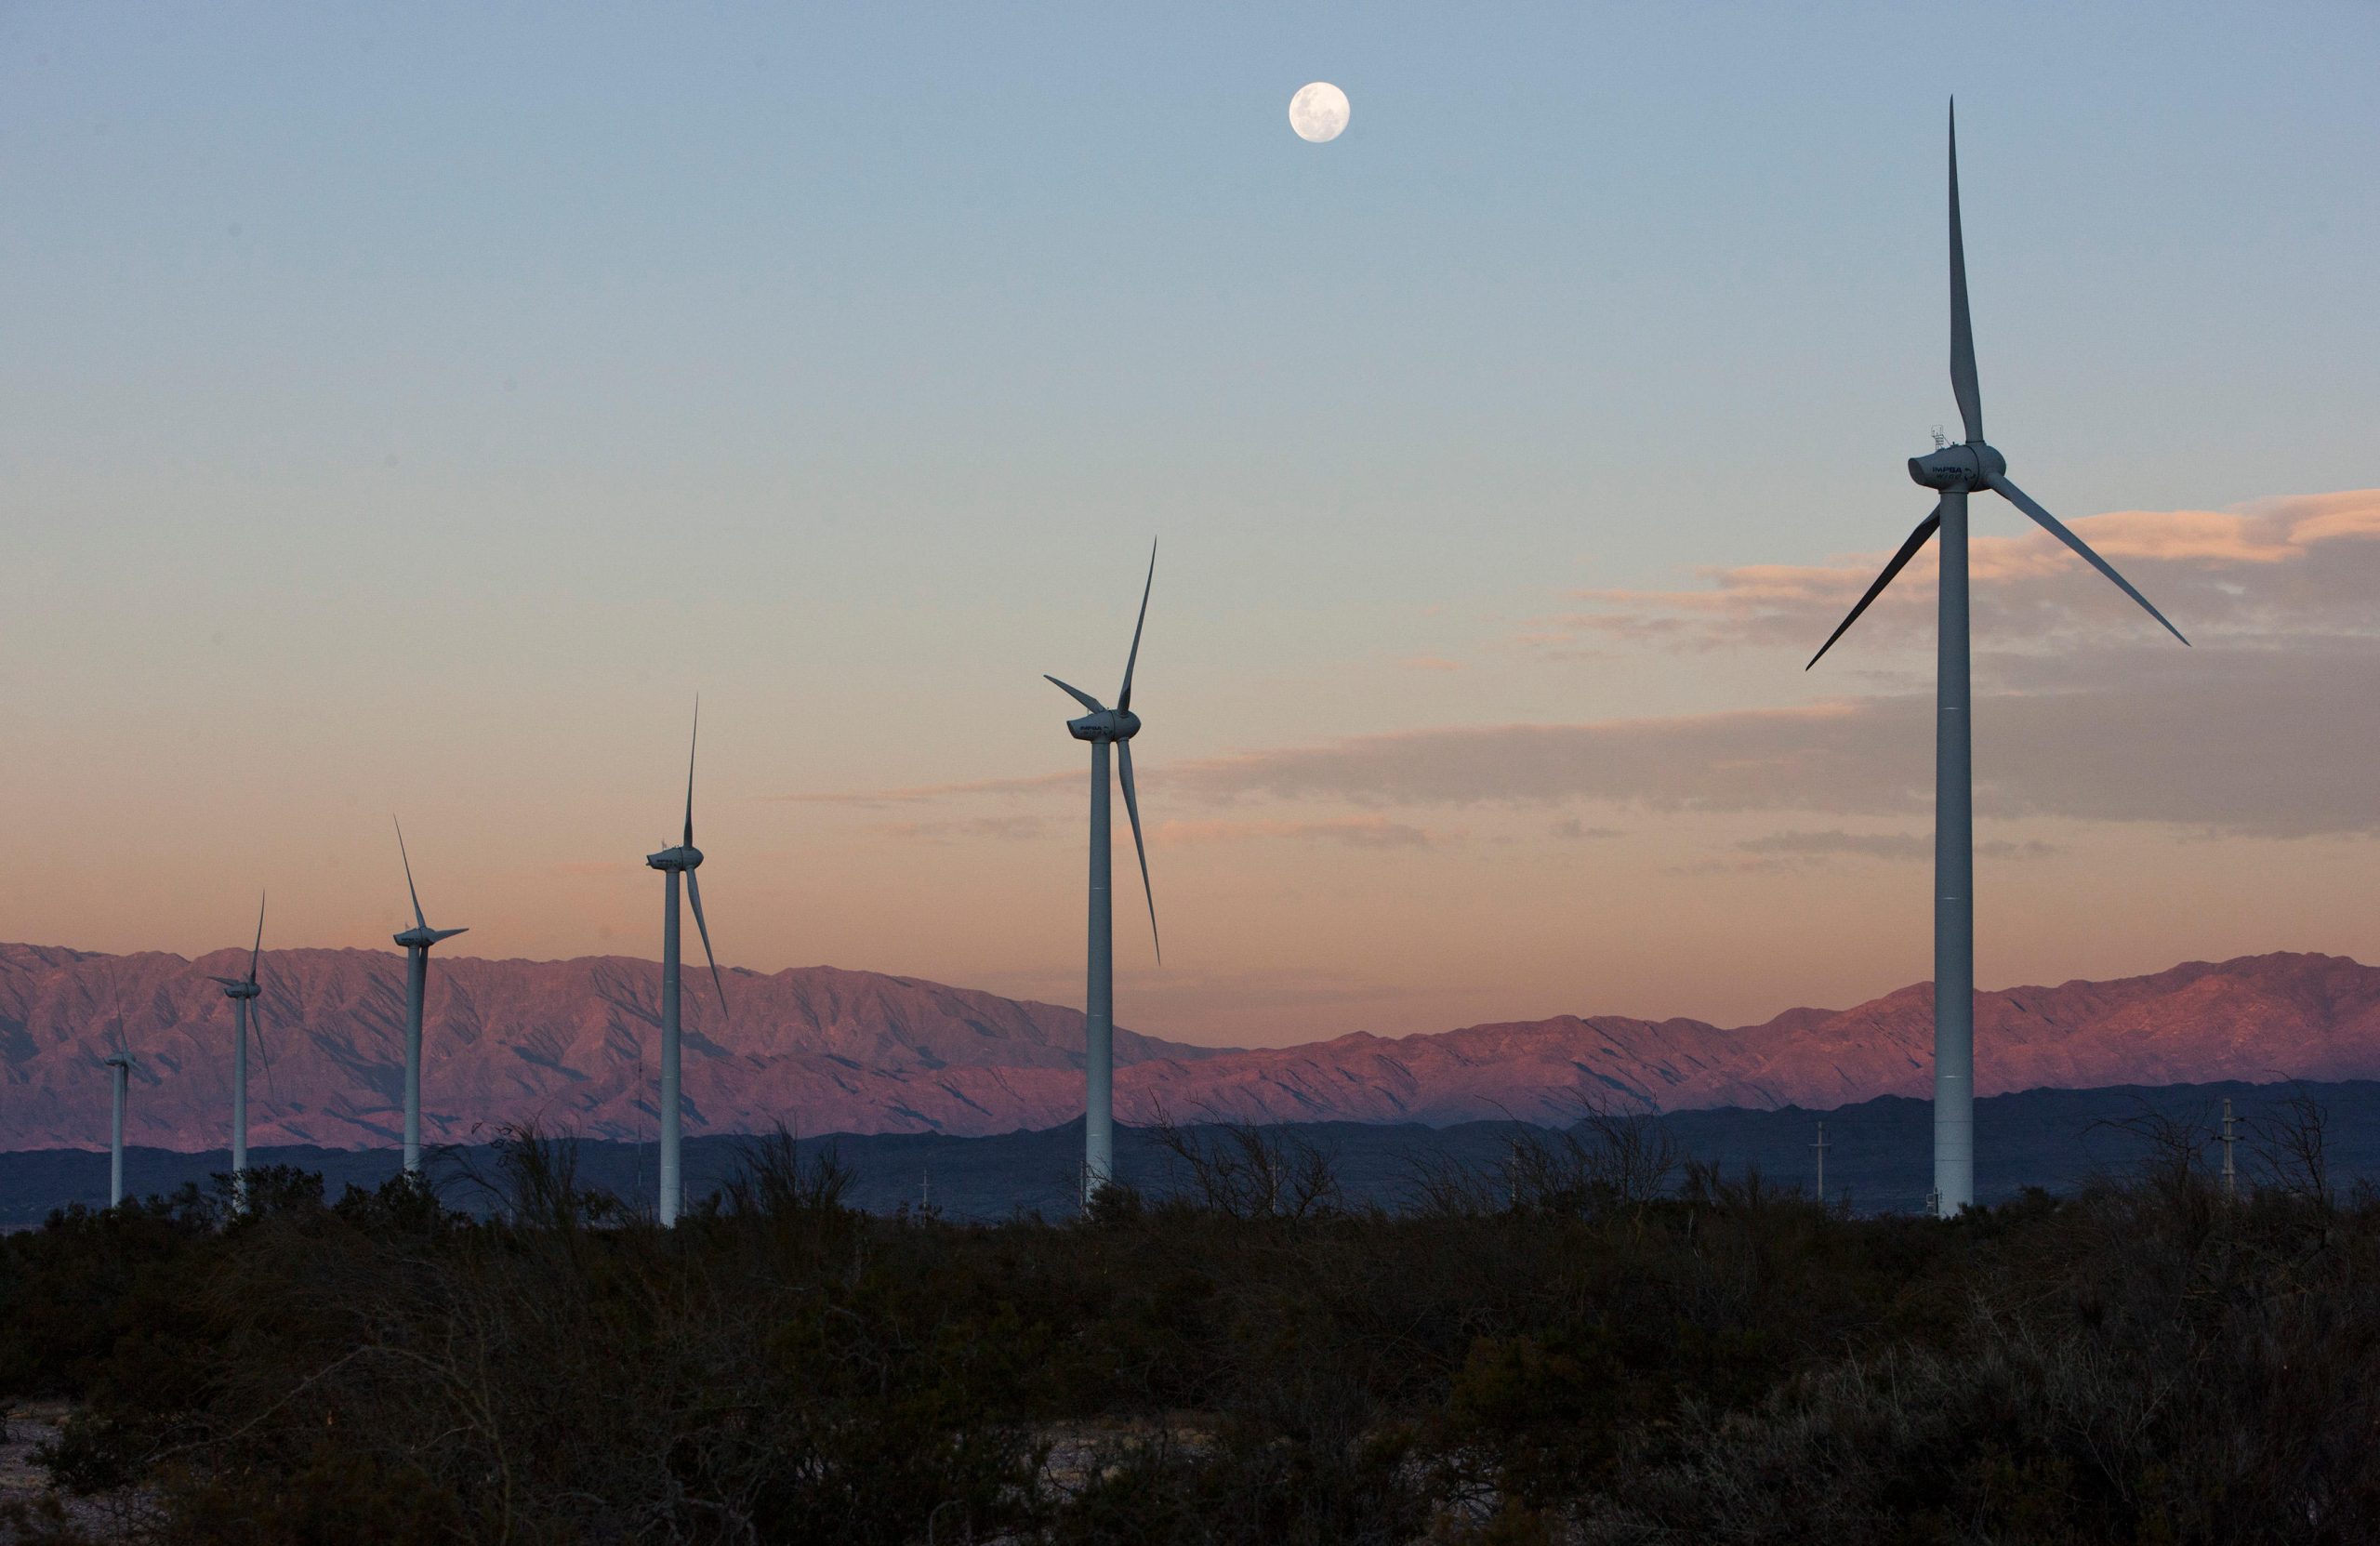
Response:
[1289,82,1350,143]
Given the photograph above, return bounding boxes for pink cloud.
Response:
[1548,488,2380,654]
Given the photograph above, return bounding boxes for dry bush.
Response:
[1145,1115,1344,1221]
[8,1117,2380,1544]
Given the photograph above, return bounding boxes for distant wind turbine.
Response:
[206,894,269,1210]
[1805,104,2187,1216]
[1045,542,1161,1205]
[644,702,728,1227]
[392,819,467,1176]
[102,979,135,1209]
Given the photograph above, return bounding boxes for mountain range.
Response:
[5,941,2379,1152]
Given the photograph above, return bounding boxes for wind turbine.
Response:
[1805,104,2187,1216]
[644,703,728,1227]
[206,894,268,1210]
[392,819,467,1176]
[1044,542,1161,1205]
[101,980,134,1209]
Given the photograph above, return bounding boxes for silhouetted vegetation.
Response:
[6,1113,2380,1544]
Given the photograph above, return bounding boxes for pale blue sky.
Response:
[2,4,2374,1041]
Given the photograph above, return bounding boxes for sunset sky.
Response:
[3,4,2376,1049]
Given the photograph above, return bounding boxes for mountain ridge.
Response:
[5,943,2377,1152]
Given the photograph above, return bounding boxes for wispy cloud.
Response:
[1398,655,1464,673]
[769,771,1073,808]
[1150,629,2380,838]
[1730,830,2062,867]
[1160,702,1925,813]
[1155,816,1437,850]
[1738,830,1934,864]
[782,644,2380,841]
[878,814,1050,843]
[774,494,2380,843]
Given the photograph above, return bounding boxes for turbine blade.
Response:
[108,971,131,1060]
[395,817,428,932]
[1044,675,1105,714]
[1117,538,1157,713]
[1806,501,1944,670]
[1989,476,2188,646]
[250,995,281,1112]
[430,928,469,945]
[1948,100,1983,444]
[1117,740,1160,963]
[685,869,729,1016]
[683,695,700,848]
[248,893,266,985]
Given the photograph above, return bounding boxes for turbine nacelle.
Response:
[1043,538,1164,984]
[1065,707,1141,743]
[1908,441,2005,492]
[103,1054,134,1070]
[646,843,704,872]
[210,975,261,1001]
[394,924,469,949]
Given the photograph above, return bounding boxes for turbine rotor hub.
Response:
[1908,440,2005,491]
[1066,708,1141,743]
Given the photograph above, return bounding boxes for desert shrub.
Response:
[7,1119,2380,1543]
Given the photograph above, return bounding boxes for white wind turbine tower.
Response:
[101,981,135,1209]
[1805,104,2187,1216]
[644,703,729,1227]
[206,895,270,1209]
[1044,543,1161,1205]
[392,819,467,1176]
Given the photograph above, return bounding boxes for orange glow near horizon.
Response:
[9,494,2379,1049]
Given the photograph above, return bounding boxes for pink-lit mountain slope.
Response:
[0,944,1221,1151]
[4,945,2376,1151]
[1109,953,2380,1127]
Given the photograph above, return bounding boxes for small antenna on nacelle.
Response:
[1931,424,1948,449]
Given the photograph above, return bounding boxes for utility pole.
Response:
[1813,1118,1829,1205]
[921,1165,932,1213]
[2220,1098,2239,1201]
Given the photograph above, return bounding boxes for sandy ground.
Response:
[0,1405,151,1544]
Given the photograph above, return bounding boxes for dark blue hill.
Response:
[7,1078,2373,1228]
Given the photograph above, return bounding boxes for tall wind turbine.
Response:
[392,819,467,1176]
[644,703,728,1227]
[1045,543,1161,1205]
[206,895,268,1209]
[1805,105,2187,1216]
[102,981,135,1209]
